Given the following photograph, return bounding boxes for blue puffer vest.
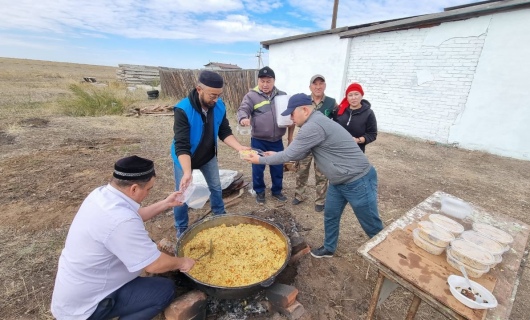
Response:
[170,98,226,169]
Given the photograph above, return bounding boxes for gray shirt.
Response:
[259,111,371,185]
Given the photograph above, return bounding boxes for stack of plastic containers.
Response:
[413,221,455,255]
[411,208,514,278]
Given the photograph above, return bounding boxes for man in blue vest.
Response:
[171,70,248,238]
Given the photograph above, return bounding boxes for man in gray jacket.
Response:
[245,93,383,258]
[237,66,294,204]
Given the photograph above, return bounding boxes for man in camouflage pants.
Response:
[292,75,337,212]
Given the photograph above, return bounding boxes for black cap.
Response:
[113,155,155,181]
[198,70,224,88]
[258,66,275,79]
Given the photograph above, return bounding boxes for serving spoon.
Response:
[459,264,484,303]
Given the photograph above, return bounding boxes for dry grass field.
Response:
[0,57,529,319]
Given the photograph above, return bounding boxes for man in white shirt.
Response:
[51,155,195,320]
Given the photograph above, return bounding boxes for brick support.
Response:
[266,283,299,309]
[164,290,207,320]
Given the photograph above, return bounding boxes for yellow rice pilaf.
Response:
[183,223,287,287]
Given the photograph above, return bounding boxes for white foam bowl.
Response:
[447,275,498,309]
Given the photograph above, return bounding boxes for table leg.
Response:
[366,271,385,319]
[405,295,421,320]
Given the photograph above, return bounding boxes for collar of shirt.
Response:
[312,94,326,108]
[105,184,141,212]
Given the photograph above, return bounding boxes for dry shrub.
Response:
[58,83,135,116]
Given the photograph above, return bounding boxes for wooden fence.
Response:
[159,68,258,112]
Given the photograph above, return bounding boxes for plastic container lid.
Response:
[472,222,514,246]
[412,228,446,255]
[176,184,210,209]
[460,230,505,256]
[447,275,498,309]
[450,239,495,269]
[428,214,465,236]
[236,125,251,135]
[417,221,455,247]
[441,196,472,220]
[446,248,489,278]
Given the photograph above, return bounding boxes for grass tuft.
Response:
[58,83,132,117]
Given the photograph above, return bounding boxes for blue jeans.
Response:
[173,157,225,236]
[323,166,383,252]
[88,276,175,320]
[251,138,284,194]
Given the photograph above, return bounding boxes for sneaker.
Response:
[292,198,303,205]
[310,246,334,258]
[272,193,287,202]
[256,192,266,204]
[315,204,325,212]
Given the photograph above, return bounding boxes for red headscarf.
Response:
[337,83,364,115]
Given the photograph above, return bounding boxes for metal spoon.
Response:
[459,264,484,303]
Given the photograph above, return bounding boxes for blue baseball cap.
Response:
[281,93,312,116]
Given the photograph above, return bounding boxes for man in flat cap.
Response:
[237,66,294,204]
[292,74,337,212]
[171,70,249,238]
[245,94,383,258]
[51,155,195,319]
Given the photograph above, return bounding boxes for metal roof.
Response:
[261,0,530,49]
[203,62,242,69]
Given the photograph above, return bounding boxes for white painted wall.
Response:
[346,17,489,144]
[266,9,530,160]
[268,34,349,102]
[449,10,530,160]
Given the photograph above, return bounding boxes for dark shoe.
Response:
[176,228,187,239]
[310,246,334,258]
[315,204,325,212]
[256,192,266,204]
[272,193,287,202]
[292,198,302,205]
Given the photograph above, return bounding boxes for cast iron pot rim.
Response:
[176,213,292,290]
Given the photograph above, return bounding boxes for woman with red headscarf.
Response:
[333,83,377,153]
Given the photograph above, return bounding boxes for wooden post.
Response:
[405,295,421,320]
[331,0,339,29]
[366,271,385,319]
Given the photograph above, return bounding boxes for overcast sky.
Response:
[0,0,483,69]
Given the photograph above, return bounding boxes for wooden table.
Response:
[358,191,530,320]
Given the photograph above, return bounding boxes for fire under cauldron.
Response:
[176,214,292,300]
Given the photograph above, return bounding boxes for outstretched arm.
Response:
[138,191,184,222]
[145,253,195,274]
[223,135,250,152]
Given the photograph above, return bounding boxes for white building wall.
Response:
[266,10,530,160]
[268,34,349,101]
[347,17,489,144]
[449,10,530,160]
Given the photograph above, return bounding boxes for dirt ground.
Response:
[0,58,529,319]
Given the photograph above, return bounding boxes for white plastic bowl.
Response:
[447,275,498,309]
